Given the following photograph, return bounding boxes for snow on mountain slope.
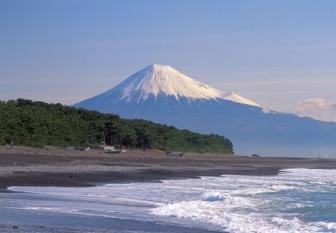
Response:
[115,64,224,101]
[90,64,259,106]
[222,92,260,107]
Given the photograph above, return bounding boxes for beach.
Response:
[1,147,336,233]
[1,146,336,189]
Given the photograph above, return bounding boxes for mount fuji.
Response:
[75,64,336,157]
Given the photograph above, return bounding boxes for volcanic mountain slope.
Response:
[75,64,336,157]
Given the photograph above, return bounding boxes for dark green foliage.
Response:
[0,99,233,154]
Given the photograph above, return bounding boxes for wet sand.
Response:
[1,146,336,190]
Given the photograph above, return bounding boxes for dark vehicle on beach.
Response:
[166,151,184,157]
[252,154,261,158]
[74,147,91,151]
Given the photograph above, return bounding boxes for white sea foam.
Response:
[7,169,336,233]
[152,169,336,233]
[201,191,225,202]
[153,202,321,233]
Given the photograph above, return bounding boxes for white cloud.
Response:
[296,98,333,112]
[295,97,336,122]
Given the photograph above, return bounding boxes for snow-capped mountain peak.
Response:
[78,64,261,108]
[75,64,336,157]
[114,64,224,101]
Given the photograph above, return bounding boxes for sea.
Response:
[1,168,335,233]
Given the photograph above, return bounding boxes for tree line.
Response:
[0,99,233,154]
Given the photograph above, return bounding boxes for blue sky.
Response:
[1,0,336,121]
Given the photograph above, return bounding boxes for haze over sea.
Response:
[1,168,335,233]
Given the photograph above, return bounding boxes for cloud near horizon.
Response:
[295,97,336,122]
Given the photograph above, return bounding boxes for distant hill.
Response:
[76,64,336,157]
[0,99,233,154]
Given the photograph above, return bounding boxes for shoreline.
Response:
[1,147,336,190]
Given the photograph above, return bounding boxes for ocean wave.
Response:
[152,169,336,233]
[153,199,335,233]
[6,168,336,233]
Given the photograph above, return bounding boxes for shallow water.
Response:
[2,169,336,233]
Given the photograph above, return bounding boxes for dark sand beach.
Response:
[1,146,336,189]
